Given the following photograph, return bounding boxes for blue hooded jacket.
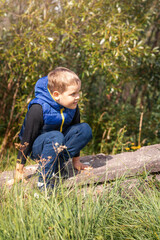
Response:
[19,76,76,140]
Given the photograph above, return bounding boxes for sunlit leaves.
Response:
[0,0,159,153]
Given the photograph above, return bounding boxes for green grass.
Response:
[0,148,18,172]
[0,177,160,240]
[0,147,36,172]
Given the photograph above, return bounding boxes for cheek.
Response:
[67,96,74,101]
[69,97,74,103]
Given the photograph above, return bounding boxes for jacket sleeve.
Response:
[17,104,43,164]
[70,105,80,157]
[70,105,80,125]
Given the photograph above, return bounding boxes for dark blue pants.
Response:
[31,123,92,186]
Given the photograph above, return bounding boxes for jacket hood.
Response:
[34,76,64,110]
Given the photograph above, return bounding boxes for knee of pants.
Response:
[80,123,92,141]
[44,131,64,146]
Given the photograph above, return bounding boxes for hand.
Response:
[72,157,93,171]
[14,163,24,182]
[6,163,25,186]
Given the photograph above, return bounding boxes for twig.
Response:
[138,111,144,147]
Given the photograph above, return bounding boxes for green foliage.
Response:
[0,148,17,171]
[0,0,160,156]
[0,178,160,239]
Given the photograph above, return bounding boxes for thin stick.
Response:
[138,111,144,147]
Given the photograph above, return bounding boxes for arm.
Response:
[15,104,43,181]
[70,105,80,125]
[17,104,43,164]
[70,106,80,158]
[71,106,92,171]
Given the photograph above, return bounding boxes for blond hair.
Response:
[48,67,81,93]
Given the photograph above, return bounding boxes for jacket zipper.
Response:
[60,108,65,132]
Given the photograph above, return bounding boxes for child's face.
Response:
[57,83,81,109]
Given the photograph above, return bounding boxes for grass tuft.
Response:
[0,177,160,240]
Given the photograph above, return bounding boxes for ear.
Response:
[52,91,60,101]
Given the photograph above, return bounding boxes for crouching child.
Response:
[15,67,92,189]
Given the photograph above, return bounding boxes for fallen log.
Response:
[0,164,38,187]
[66,144,160,186]
[0,144,160,188]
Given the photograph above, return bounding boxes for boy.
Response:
[15,67,92,188]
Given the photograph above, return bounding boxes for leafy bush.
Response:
[0,0,160,157]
